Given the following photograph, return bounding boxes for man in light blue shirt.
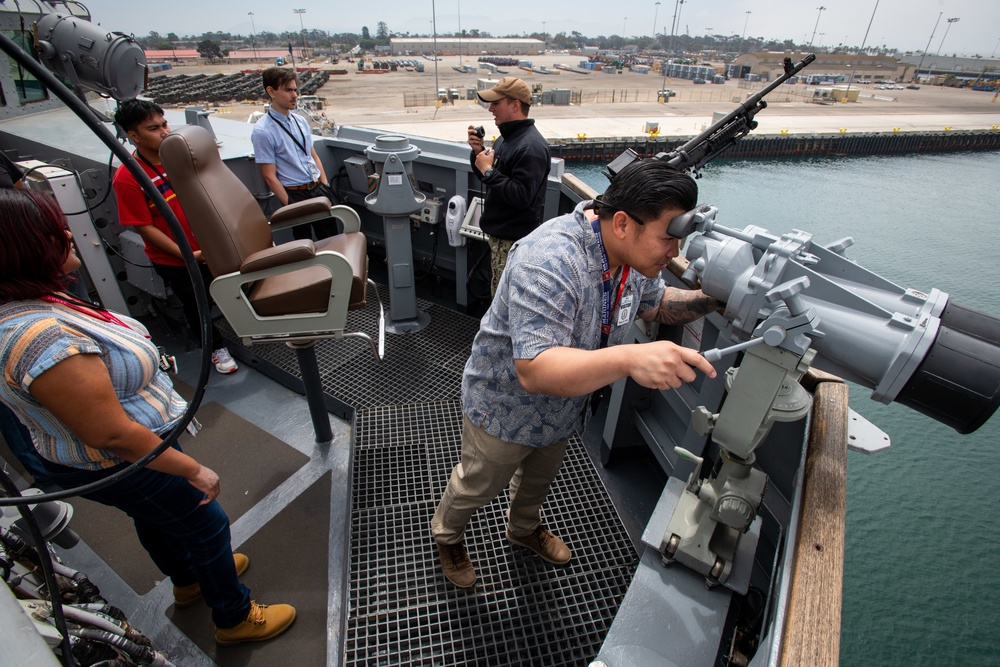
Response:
[431,159,721,588]
[251,67,337,240]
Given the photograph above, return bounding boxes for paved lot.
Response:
[157,54,1000,141]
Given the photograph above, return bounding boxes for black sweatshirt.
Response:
[471,118,551,241]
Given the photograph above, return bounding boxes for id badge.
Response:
[158,346,178,374]
[617,292,634,327]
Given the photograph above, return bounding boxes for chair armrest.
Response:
[270,197,333,226]
[330,204,361,233]
[241,240,316,273]
[269,197,362,234]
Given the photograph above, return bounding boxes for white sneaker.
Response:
[211,347,238,374]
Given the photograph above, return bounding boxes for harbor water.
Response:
[572,151,1000,666]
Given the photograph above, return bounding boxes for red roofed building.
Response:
[143,49,200,61]
[226,48,307,63]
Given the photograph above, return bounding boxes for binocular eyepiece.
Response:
[474,126,485,138]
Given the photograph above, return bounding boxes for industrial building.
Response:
[733,51,911,83]
[389,37,544,56]
[896,54,1000,83]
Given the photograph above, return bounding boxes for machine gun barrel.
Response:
[662,54,816,174]
[602,55,815,182]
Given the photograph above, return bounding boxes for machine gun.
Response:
[604,54,816,180]
[654,206,1000,589]
[596,52,1000,592]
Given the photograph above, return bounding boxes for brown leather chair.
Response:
[159,124,383,359]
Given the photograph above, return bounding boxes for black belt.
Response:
[285,181,319,191]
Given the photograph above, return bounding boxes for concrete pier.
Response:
[168,54,1000,147]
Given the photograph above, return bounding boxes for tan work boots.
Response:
[215,600,297,646]
[437,542,477,588]
[437,526,573,588]
[506,526,571,565]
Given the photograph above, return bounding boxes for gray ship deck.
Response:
[18,288,667,666]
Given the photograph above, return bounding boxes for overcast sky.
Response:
[89,0,1000,57]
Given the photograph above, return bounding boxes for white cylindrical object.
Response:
[445,195,467,247]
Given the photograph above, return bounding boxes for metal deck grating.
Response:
[348,401,638,666]
[218,286,478,409]
[357,401,464,451]
[353,444,434,509]
[221,293,639,664]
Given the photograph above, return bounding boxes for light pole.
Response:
[622,17,627,51]
[247,12,259,63]
[653,2,660,46]
[818,32,825,49]
[936,17,959,56]
[844,0,880,102]
[676,0,686,41]
[809,6,826,48]
[914,12,942,82]
[668,0,679,53]
[293,9,307,61]
[740,11,751,55]
[457,0,464,66]
[542,21,546,46]
[431,0,439,101]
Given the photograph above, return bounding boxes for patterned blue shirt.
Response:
[462,200,666,447]
[250,110,319,186]
[0,300,186,470]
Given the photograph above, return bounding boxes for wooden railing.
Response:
[780,369,847,667]
[561,172,598,201]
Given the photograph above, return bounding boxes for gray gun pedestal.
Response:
[365,135,430,333]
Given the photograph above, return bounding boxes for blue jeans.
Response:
[41,451,251,628]
[152,263,225,351]
[0,402,54,488]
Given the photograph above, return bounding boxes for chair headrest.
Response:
[160,125,272,275]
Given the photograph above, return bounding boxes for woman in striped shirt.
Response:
[0,188,294,645]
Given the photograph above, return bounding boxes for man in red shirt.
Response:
[112,100,237,373]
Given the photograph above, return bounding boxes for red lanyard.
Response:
[40,294,149,338]
[591,218,631,348]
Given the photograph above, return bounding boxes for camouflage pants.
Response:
[487,236,515,297]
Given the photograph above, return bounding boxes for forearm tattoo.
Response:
[640,288,720,325]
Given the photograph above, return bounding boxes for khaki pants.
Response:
[487,236,515,297]
[431,414,569,545]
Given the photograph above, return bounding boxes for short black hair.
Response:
[597,159,697,224]
[114,99,164,134]
[262,67,299,98]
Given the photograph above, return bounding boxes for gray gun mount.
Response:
[684,205,1000,434]
[657,207,1000,589]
